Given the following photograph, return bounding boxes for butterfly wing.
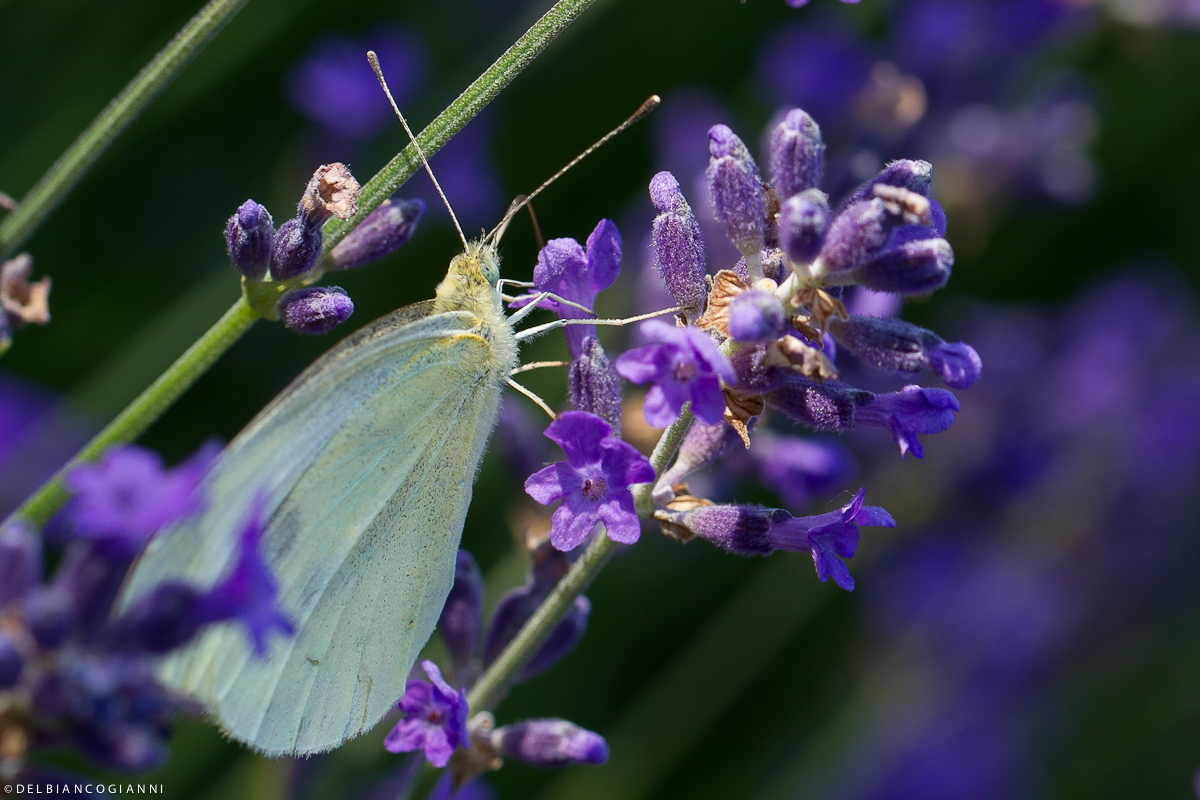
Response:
[120,301,508,755]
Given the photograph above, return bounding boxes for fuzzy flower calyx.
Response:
[649,171,708,321]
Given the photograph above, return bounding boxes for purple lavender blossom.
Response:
[660,488,894,590]
[568,336,623,431]
[614,321,735,427]
[328,196,424,271]
[706,124,767,258]
[225,200,274,279]
[756,434,854,511]
[649,171,708,320]
[856,384,960,459]
[768,108,825,197]
[728,290,787,344]
[524,412,655,551]
[779,189,831,265]
[279,286,354,336]
[511,220,623,359]
[829,315,982,388]
[61,442,218,554]
[384,660,470,767]
[287,30,426,141]
[0,519,40,605]
[491,719,609,767]
[439,550,483,670]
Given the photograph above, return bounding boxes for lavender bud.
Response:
[706,125,766,257]
[765,376,865,432]
[839,159,933,212]
[568,336,623,432]
[492,719,609,768]
[107,583,205,653]
[659,504,783,555]
[518,595,590,682]
[768,108,825,198]
[658,421,741,493]
[818,199,893,276]
[439,550,483,668]
[279,286,354,335]
[779,189,830,265]
[850,238,953,295]
[0,634,21,688]
[728,290,786,343]
[225,200,274,279]
[0,519,40,606]
[828,315,981,388]
[24,586,76,648]
[649,171,707,320]
[328,197,425,271]
[270,218,323,280]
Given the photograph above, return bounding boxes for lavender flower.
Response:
[491,719,609,767]
[829,315,982,388]
[439,550,484,671]
[224,200,274,279]
[328,196,424,271]
[278,286,354,336]
[658,488,894,590]
[524,412,655,551]
[768,108,825,198]
[0,519,40,605]
[856,384,960,459]
[756,434,854,511]
[728,290,787,344]
[384,660,469,768]
[614,321,735,427]
[706,124,767,259]
[568,336,623,431]
[649,171,708,320]
[511,220,622,359]
[779,189,830,264]
[61,442,218,554]
[270,164,360,280]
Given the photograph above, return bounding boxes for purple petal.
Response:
[542,412,612,466]
[584,219,623,294]
[614,345,670,385]
[596,494,641,544]
[524,463,573,505]
[689,374,729,425]
[550,506,599,552]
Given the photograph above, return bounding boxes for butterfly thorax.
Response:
[433,240,518,377]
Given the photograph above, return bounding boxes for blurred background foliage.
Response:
[2,0,1200,797]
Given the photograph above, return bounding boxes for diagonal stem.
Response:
[466,407,695,713]
[6,0,602,530]
[0,0,249,259]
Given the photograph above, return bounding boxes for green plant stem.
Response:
[466,408,695,713]
[7,0,600,530]
[11,298,257,528]
[0,0,249,259]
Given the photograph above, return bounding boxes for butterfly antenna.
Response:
[368,51,469,251]
[487,94,661,244]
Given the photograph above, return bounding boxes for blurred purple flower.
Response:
[420,112,504,230]
[287,30,426,141]
[524,411,654,551]
[758,25,873,124]
[384,660,469,768]
[755,434,854,511]
[62,442,219,553]
[615,321,735,427]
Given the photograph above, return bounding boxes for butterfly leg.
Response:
[505,291,597,328]
[505,377,556,419]
[513,306,682,342]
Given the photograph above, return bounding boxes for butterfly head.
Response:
[434,240,504,315]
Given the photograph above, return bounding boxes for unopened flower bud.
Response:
[491,719,609,768]
[657,420,742,497]
[278,286,354,335]
[328,197,425,271]
[0,520,40,606]
[840,159,933,211]
[779,189,830,265]
[439,550,483,669]
[728,290,786,343]
[23,586,76,649]
[764,375,865,432]
[817,199,894,276]
[706,125,766,258]
[225,200,274,279]
[828,315,981,388]
[0,634,21,688]
[568,336,623,432]
[769,108,825,198]
[270,218,323,279]
[649,171,707,321]
[518,596,590,682]
[849,238,953,295]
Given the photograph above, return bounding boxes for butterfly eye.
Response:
[480,250,500,285]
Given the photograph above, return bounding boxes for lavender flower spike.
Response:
[524,412,655,551]
[491,719,609,768]
[384,660,469,768]
[649,171,707,321]
[706,125,767,272]
[829,315,982,388]
[657,488,894,590]
[225,200,274,279]
[856,385,960,459]
[328,196,424,270]
[768,108,825,198]
[614,320,736,427]
[278,286,354,336]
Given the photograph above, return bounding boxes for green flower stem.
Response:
[466,407,695,713]
[10,298,257,528]
[0,0,249,259]
[7,0,601,530]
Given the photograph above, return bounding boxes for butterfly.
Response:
[118,55,660,756]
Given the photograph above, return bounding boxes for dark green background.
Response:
[2,0,1199,797]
